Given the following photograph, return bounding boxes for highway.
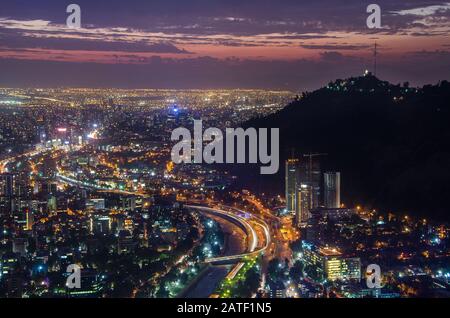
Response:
[185,205,270,264]
[182,205,271,298]
[55,173,150,198]
[179,212,247,298]
[181,205,270,298]
[0,147,51,173]
[55,174,271,264]
[3,137,274,298]
[54,172,272,297]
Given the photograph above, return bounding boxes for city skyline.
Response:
[1,0,450,303]
[1,73,449,300]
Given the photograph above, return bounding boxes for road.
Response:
[180,212,247,298]
[185,205,270,263]
[3,140,275,298]
[181,205,271,298]
[54,175,271,264]
[55,173,150,198]
[0,147,53,173]
[55,171,272,297]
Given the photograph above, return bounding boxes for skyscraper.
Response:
[301,157,322,209]
[290,155,322,225]
[324,172,341,208]
[296,183,312,226]
[0,173,15,216]
[285,159,299,214]
[37,126,46,144]
[26,209,34,231]
[286,156,322,224]
[0,173,14,197]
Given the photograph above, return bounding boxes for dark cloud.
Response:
[301,44,371,50]
[0,29,191,53]
[268,35,342,40]
[319,51,345,61]
[0,0,449,88]
[405,49,450,58]
[2,0,449,35]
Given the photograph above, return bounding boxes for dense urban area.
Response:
[0,85,449,298]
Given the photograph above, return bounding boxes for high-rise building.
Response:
[0,253,18,277]
[67,270,104,298]
[324,255,361,282]
[25,209,34,231]
[41,181,57,196]
[86,198,105,210]
[285,159,299,214]
[300,159,321,209]
[0,173,14,197]
[12,237,29,256]
[37,126,46,144]
[324,172,341,208]
[295,183,312,226]
[286,156,322,222]
[89,213,111,234]
[0,173,15,216]
[301,241,361,282]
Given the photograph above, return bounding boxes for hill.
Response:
[242,74,450,221]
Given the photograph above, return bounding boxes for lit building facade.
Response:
[296,183,312,226]
[301,241,361,282]
[324,172,341,208]
[0,173,15,216]
[285,159,299,214]
[300,158,321,209]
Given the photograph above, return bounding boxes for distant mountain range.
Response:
[242,74,450,221]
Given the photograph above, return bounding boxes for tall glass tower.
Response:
[285,159,299,214]
[324,172,341,208]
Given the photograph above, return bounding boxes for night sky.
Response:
[1,0,449,90]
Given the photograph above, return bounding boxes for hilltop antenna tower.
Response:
[373,42,377,76]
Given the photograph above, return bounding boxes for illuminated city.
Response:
[0,0,450,307]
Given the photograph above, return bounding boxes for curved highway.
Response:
[55,172,272,296]
[185,205,270,264]
[55,173,271,264]
[182,204,271,297]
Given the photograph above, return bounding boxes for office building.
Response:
[286,156,322,223]
[324,172,341,208]
[285,159,299,214]
[0,173,15,216]
[301,241,361,282]
[310,207,356,221]
[66,270,104,298]
[89,213,111,234]
[1,253,19,277]
[300,157,321,209]
[295,183,312,226]
[86,198,105,210]
[26,209,34,231]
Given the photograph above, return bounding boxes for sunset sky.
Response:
[1,0,449,90]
